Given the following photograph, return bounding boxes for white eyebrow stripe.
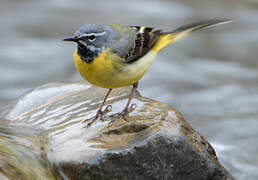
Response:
[83,32,106,37]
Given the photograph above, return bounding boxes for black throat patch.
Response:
[77,44,100,63]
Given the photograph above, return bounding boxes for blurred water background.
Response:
[0,0,258,179]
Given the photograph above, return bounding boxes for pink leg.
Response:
[83,89,112,127]
[111,82,138,121]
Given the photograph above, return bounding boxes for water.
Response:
[0,0,258,179]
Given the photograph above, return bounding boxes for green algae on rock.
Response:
[0,82,234,180]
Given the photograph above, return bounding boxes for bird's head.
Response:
[63,24,114,63]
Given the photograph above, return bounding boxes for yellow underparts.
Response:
[74,49,156,88]
[73,35,178,89]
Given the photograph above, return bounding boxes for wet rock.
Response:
[0,82,234,180]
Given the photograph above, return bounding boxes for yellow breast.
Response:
[73,49,157,88]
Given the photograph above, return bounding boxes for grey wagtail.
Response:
[63,20,230,127]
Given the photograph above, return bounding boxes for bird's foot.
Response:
[83,105,112,127]
[109,103,137,123]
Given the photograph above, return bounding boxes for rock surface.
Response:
[0,82,234,180]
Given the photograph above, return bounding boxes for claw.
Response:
[82,114,99,128]
[109,103,137,123]
[82,105,112,127]
[85,119,95,128]
[128,103,137,112]
[103,104,112,114]
[82,115,96,123]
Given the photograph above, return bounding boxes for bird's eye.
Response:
[88,35,96,41]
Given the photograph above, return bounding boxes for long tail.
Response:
[152,19,231,53]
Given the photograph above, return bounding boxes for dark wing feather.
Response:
[124,26,161,63]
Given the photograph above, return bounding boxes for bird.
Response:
[63,19,230,127]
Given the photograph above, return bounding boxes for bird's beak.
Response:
[62,36,77,42]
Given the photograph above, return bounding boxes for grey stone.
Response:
[0,82,234,180]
